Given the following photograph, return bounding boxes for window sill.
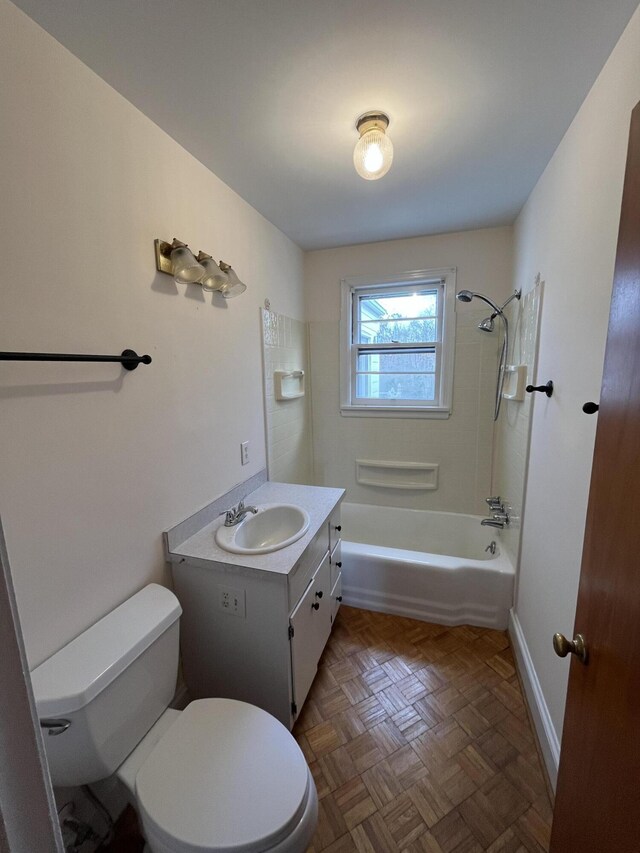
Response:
[340,405,451,420]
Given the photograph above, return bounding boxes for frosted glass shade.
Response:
[218,265,247,299]
[170,244,205,284]
[198,256,228,292]
[353,128,393,181]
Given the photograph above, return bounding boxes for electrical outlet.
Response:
[241,441,249,465]
[219,586,246,618]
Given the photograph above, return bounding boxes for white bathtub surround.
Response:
[492,281,543,568]
[261,309,313,486]
[305,226,512,514]
[340,502,514,629]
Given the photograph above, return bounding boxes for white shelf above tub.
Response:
[502,364,527,401]
[274,370,305,400]
[356,459,439,490]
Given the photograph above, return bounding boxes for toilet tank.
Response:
[30,584,182,787]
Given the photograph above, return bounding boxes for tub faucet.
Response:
[222,498,259,527]
[481,510,510,529]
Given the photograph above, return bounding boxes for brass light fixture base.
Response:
[355,111,390,137]
[154,238,174,275]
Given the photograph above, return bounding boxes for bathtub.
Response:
[340,502,514,630]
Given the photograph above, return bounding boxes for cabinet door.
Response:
[328,506,342,555]
[290,552,331,713]
[314,548,332,649]
[330,540,342,592]
[331,572,342,623]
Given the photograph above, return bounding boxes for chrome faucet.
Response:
[485,496,504,513]
[481,510,510,529]
[222,498,259,527]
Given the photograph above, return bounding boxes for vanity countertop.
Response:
[166,481,344,576]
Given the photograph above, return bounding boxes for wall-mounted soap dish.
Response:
[502,365,527,401]
[274,370,305,400]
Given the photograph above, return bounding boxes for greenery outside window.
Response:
[340,268,456,418]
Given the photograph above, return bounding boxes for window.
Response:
[340,268,456,418]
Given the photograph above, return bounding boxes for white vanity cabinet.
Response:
[169,487,343,729]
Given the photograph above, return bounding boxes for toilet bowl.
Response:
[30,584,317,853]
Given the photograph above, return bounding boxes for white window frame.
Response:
[340,268,456,419]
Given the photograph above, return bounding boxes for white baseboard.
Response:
[508,609,560,790]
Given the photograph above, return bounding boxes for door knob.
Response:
[553,632,588,664]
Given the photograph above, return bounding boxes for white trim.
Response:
[340,268,457,417]
[509,609,560,790]
[341,406,451,419]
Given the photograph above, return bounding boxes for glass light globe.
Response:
[218,264,247,298]
[354,126,393,181]
[198,255,228,292]
[170,243,205,284]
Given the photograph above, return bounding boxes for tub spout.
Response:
[481,511,510,529]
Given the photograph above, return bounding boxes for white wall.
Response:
[511,4,640,779]
[305,227,513,513]
[0,0,304,668]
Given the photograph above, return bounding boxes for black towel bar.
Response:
[0,349,152,371]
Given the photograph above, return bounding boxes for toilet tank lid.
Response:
[30,584,181,717]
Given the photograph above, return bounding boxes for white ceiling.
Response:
[12,0,639,250]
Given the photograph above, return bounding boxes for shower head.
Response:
[455,290,502,314]
[478,316,495,332]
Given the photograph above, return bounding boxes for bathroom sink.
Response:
[215,503,311,555]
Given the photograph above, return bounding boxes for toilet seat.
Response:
[135,698,312,853]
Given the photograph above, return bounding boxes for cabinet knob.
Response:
[336,596,343,602]
[315,590,323,599]
[334,525,342,532]
[335,561,342,568]
[311,602,320,611]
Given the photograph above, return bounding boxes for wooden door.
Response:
[550,101,640,851]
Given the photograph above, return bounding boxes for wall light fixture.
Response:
[154,238,247,298]
[353,111,393,181]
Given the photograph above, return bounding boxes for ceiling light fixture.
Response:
[353,111,393,181]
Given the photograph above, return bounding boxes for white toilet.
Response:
[30,584,318,853]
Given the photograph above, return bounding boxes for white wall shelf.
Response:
[274,370,305,400]
[355,459,439,490]
[502,364,528,401]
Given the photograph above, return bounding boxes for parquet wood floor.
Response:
[294,606,552,853]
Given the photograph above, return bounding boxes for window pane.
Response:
[358,290,437,323]
[357,351,436,373]
[356,373,436,401]
[356,317,437,344]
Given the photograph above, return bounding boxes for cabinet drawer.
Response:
[328,505,342,554]
[330,539,342,591]
[288,525,328,611]
[331,572,342,623]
